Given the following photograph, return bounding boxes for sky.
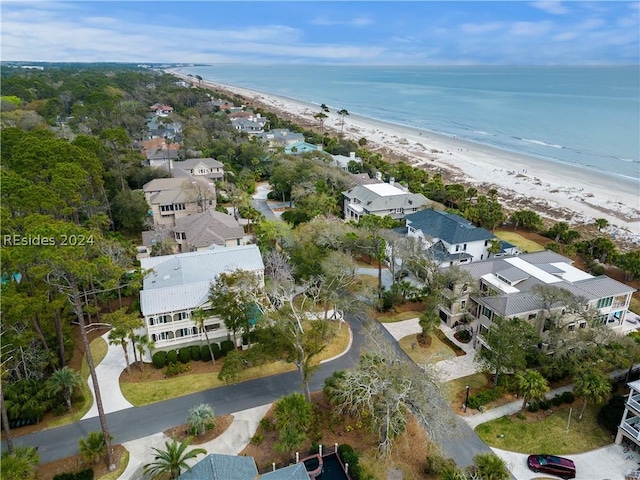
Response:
[2,1,639,65]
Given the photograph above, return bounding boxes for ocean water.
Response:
[181,65,640,182]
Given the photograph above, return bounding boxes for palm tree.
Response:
[594,218,609,231]
[45,366,82,411]
[487,239,502,258]
[135,333,155,372]
[108,323,131,374]
[79,431,112,465]
[473,452,510,480]
[187,403,215,436]
[143,437,207,479]
[320,103,329,113]
[337,108,349,135]
[192,308,215,365]
[573,369,611,420]
[515,369,549,411]
[273,393,312,453]
[0,446,39,480]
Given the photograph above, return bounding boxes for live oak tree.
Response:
[477,316,540,387]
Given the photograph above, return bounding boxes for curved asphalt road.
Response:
[8,314,492,469]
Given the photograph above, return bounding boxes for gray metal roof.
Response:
[175,157,223,169]
[140,245,264,316]
[174,210,245,247]
[342,184,429,213]
[496,266,530,284]
[405,209,495,244]
[478,291,545,317]
[178,454,258,480]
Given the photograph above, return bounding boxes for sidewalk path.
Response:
[119,404,272,480]
[81,331,133,420]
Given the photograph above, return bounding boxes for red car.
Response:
[527,454,576,479]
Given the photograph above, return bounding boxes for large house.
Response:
[178,453,311,480]
[172,157,225,181]
[173,210,249,252]
[616,379,640,448]
[140,245,264,350]
[405,209,518,267]
[440,251,635,336]
[331,151,362,171]
[255,129,305,149]
[342,182,430,222]
[143,177,216,227]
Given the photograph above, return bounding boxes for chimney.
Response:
[389,177,395,186]
[375,171,382,181]
[349,151,355,159]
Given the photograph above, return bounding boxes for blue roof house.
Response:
[405,209,519,267]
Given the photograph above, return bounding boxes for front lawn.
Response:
[475,403,612,454]
[399,333,457,365]
[120,321,351,406]
[494,230,545,253]
[444,373,490,404]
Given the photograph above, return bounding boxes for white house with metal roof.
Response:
[616,379,640,448]
[140,245,264,350]
[342,182,430,222]
[440,251,635,335]
[405,208,518,267]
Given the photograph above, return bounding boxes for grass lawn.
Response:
[494,230,545,253]
[399,333,456,365]
[630,296,640,315]
[121,321,351,406]
[443,373,490,403]
[475,403,612,454]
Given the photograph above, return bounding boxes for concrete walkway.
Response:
[81,331,133,420]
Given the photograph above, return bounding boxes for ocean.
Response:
[180,65,640,182]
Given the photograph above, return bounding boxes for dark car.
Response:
[527,454,576,479]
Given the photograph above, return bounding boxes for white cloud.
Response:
[510,21,552,36]
[460,22,503,34]
[530,1,569,15]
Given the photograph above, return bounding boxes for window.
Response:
[482,306,492,319]
[463,243,467,250]
[176,311,189,320]
[455,245,460,252]
[205,323,221,332]
[395,208,403,213]
[528,313,537,320]
[484,240,489,247]
[579,321,587,329]
[567,323,575,332]
[596,297,613,309]
[460,300,466,310]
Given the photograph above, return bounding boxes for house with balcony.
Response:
[230,114,268,133]
[255,129,305,149]
[405,209,519,267]
[140,245,264,350]
[440,250,635,333]
[331,151,362,171]
[284,141,322,155]
[342,182,430,222]
[173,210,249,252]
[143,177,216,227]
[616,379,640,448]
[172,157,225,181]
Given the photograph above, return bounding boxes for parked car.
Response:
[527,454,576,479]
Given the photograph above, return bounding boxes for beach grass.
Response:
[494,230,545,253]
[475,404,612,454]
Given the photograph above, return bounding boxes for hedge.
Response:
[211,343,221,359]
[190,345,201,361]
[220,340,235,356]
[201,345,212,362]
[166,350,178,365]
[467,387,504,410]
[152,351,167,369]
[338,444,362,479]
[53,469,94,480]
[178,348,191,364]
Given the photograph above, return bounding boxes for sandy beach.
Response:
[172,71,640,246]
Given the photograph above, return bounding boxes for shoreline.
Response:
[170,70,640,246]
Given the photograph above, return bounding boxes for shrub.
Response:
[166,350,178,365]
[454,329,472,343]
[200,345,212,362]
[538,400,551,410]
[242,332,258,345]
[259,417,274,432]
[250,432,264,445]
[424,452,456,475]
[152,351,167,369]
[598,394,626,434]
[467,387,503,410]
[560,391,575,404]
[528,402,540,413]
[164,362,191,377]
[178,348,191,364]
[338,444,362,479]
[211,343,222,359]
[53,469,94,480]
[190,346,201,361]
[220,340,235,356]
[551,394,563,406]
